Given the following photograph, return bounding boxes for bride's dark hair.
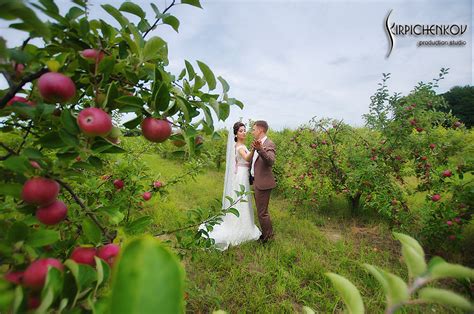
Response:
[233,122,245,142]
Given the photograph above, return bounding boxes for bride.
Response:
[200,121,262,250]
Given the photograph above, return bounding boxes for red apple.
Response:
[153,181,163,188]
[21,177,60,206]
[431,194,441,202]
[429,143,436,149]
[416,127,424,133]
[29,160,41,169]
[23,258,63,289]
[36,200,68,225]
[421,156,427,161]
[81,49,105,63]
[38,72,76,103]
[172,139,186,147]
[77,108,113,137]
[310,143,317,149]
[454,217,461,224]
[442,170,452,177]
[4,271,23,285]
[70,247,96,266]
[195,135,204,145]
[113,179,124,190]
[142,191,152,201]
[141,118,172,143]
[97,244,120,266]
[14,63,25,77]
[100,174,111,181]
[321,140,327,145]
[453,121,462,128]
[6,95,35,107]
[409,119,417,126]
[446,220,453,226]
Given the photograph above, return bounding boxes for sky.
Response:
[0,0,472,130]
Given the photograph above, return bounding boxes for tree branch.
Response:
[0,142,16,160]
[154,195,246,237]
[55,178,112,240]
[143,0,176,38]
[0,68,49,109]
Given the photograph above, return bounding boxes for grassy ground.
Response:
[139,154,460,313]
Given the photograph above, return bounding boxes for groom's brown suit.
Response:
[251,138,276,241]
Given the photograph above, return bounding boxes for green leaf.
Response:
[61,110,80,135]
[2,155,29,174]
[125,216,154,235]
[123,115,143,129]
[185,60,195,81]
[302,306,315,314]
[227,208,240,217]
[0,1,51,38]
[64,259,97,299]
[150,3,160,17]
[143,36,168,62]
[400,244,427,279]
[59,129,79,147]
[364,264,388,295]
[39,132,64,148]
[12,285,23,313]
[103,206,125,225]
[94,257,111,296]
[393,232,424,258]
[153,82,171,112]
[325,273,364,314]
[115,96,145,107]
[98,56,115,80]
[88,156,103,168]
[0,183,22,198]
[219,102,230,121]
[7,221,29,243]
[197,60,216,90]
[103,82,118,109]
[101,4,129,28]
[83,217,102,245]
[181,0,202,8]
[26,229,60,247]
[22,148,44,159]
[36,287,55,313]
[163,15,179,32]
[91,138,126,154]
[109,236,184,314]
[119,2,146,18]
[418,288,474,311]
[39,266,64,311]
[384,271,409,305]
[430,262,474,280]
[218,76,230,93]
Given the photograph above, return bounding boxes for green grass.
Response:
[139,155,461,313]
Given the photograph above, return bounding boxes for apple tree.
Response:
[0,0,243,312]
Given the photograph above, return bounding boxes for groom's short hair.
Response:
[254,120,268,133]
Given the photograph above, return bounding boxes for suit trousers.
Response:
[254,187,274,240]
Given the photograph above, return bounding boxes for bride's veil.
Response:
[222,127,236,209]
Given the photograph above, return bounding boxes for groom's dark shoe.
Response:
[258,234,274,244]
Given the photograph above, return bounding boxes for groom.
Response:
[250,120,276,243]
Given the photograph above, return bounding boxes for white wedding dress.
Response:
[199,133,261,251]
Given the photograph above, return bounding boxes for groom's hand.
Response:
[253,140,263,151]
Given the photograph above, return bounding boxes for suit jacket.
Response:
[253,138,276,190]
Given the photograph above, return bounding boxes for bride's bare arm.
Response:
[238,147,254,162]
